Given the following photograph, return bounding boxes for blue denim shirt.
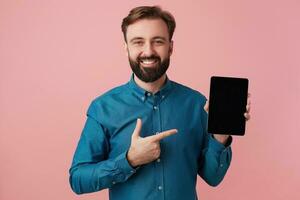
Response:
[69,74,232,200]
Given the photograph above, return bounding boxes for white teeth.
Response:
[141,59,156,64]
[143,60,154,64]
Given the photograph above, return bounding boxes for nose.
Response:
[142,42,155,56]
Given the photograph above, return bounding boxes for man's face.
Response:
[125,18,173,83]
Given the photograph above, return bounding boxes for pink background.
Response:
[1,0,299,199]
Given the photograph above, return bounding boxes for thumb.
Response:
[132,118,142,141]
[204,100,209,113]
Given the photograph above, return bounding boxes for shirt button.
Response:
[153,106,158,110]
[162,95,165,99]
[220,164,224,167]
[141,97,145,101]
[147,93,151,96]
[158,186,163,190]
[157,158,161,162]
[112,181,116,185]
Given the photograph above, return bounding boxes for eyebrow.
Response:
[129,36,167,43]
[152,36,167,41]
[129,37,144,43]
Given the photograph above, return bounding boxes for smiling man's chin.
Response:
[129,57,170,83]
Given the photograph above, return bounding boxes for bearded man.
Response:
[69,5,251,200]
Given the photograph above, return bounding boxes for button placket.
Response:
[152,96,164,199]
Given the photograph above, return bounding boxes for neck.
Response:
[134,74,167,94]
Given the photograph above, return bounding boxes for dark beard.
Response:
[129,55,170,83]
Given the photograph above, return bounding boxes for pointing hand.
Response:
[127,118,177,167]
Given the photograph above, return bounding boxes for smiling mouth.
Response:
[139,59,158,67]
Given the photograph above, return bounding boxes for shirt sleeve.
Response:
[69,102,137,194]
[197,100,233,187]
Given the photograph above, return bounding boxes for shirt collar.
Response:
[127,73,173,99]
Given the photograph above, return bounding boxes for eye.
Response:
[153,40,165,46]
[154,40,164,44]
[133,41,143,45]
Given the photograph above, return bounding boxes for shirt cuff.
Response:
[208,134,233,175]
[115,151,138,179]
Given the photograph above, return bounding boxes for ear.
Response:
[124,41,129,57]
[169,40,174,56]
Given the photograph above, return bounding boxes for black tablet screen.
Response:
[207,76,249,135]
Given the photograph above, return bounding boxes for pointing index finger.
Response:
[149,129,178,142]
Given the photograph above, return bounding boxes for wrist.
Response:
[126,148,139,167]
[212,134,229,145]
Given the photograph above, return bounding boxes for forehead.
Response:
[126,18,169,41]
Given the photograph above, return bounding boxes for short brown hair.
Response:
[121,6,176,42]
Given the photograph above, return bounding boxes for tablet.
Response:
[207,76,249,136]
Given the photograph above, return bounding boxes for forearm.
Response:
[69,151,137,194]
[198,135,232,186]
